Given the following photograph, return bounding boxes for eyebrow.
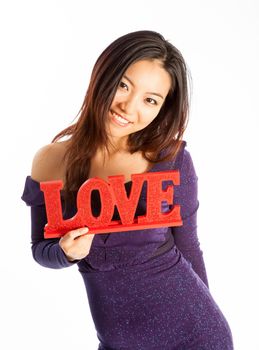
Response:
[123,75,164,99]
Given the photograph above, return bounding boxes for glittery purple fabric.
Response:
[21,141,234,349]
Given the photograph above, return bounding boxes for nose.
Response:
[119,94,138,115]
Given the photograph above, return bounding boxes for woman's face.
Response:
[106,59,172,149]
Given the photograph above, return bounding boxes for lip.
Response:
[110,110,131,128]
[110,110,132,124]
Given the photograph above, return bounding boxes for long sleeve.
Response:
[21,176,81,269]
[171,148,209,288]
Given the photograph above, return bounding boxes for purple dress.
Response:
[21,141,234,349]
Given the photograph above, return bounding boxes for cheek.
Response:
[112,91,124,102]
[141,110,159,125]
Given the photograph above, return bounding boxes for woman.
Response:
[21,30,234,349]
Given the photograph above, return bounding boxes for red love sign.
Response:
[40,170,183,239]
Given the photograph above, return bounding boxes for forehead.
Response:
[124,59,172,95]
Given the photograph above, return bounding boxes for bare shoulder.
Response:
[31,140,70,182]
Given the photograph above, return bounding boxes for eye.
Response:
[146,97,157,105]
[119,81,128,90]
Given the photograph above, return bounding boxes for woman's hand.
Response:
[59,227,95,261]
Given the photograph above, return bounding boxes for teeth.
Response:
[112,111,129,124]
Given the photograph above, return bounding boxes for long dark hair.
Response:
[52,30,192,202]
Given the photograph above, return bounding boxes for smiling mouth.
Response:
[110,110,132,125]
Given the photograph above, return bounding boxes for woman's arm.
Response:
[22,143,81,269]
[171,149,209,288]
[30,204,81,269]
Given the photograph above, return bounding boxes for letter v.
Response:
[108,174,145,225]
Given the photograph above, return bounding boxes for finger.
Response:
[67,227,89,239]
[81,232,95,240]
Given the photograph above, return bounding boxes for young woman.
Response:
[21,30,234,349]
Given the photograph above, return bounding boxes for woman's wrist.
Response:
[63,251,76,262]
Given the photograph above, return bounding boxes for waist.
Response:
[79,233,176,272]
[149,232,175,258]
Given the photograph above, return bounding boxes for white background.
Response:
[1,1,258,349]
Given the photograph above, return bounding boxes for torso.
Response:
[54,140,155,185]
[88,148,154,184]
